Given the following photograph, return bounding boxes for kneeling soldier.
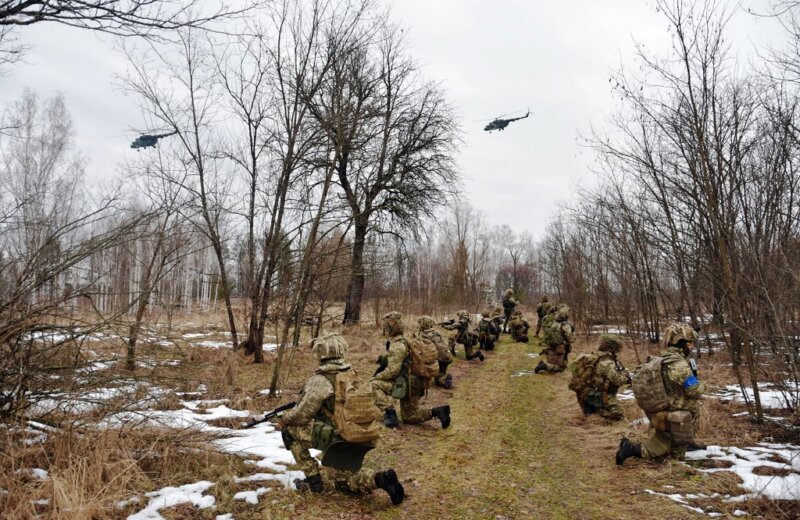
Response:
[276,333,404,504]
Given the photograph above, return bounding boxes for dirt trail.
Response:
[370,335,690,520]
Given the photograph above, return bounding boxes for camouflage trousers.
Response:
[535,319,543,336]
[585,401,624,421]
[448,334,481,360]
[372,379,433,424]
[434,361,451,387]
[641,412,699,460]
[283,424,376,494]
[540,344,567,372]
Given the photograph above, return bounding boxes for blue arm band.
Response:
[683,375,699,389]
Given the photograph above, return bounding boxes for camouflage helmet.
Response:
[417,315,436,331]
[456,309,469,318]
[383,311,404,335]
[492,306,503,317]
[598,334,623,353]
[503,288,514,297]
[548,305,559,315]
[556,304,570,321]
[541,294,549,302]
[662,322,698,349]
[311,333,348,361]
[513,309,523,317]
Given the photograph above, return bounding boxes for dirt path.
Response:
[271,335,701,519]
[368,335,690,519]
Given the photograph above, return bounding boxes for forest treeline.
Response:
[1,0,799,420]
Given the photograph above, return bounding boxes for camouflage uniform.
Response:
[535,295,553,336]
[478,309,500,350]
[578,336,630,421]
[617,323,706,465]
[501,289,518,333]
[536,305,573,373]
[441,310,484,361]
[490,307,504,341]
[372,312,450,428]
[418,316,452,388]
[279,333,403,503]
[507,310,530,343]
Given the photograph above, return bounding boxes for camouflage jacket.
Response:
[591,353,629,396]
[372,335,408,383]
[662,347,706,414]
[419,327,450,362]
[536,301,552,319]
[502,296,518,312]
[543,320,573,347]
[281,359,352,427]
[509,317,530,334]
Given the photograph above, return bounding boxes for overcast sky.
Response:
[0,0,783,239]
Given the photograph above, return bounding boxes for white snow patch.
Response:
[216,514,234,520]
[710,382,799,410]
[116,496,141,509]
[128,481,215,520]
[733,510,747,516]
[684,443,800,500]
[617,389,635,401]
[233,487,270,504]
[182,333,210,339]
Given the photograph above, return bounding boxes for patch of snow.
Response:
[31,498,50,506]
[733,510,747,516]
[511,370,537,377]
[116,496,141,509]
[617,389,635,401]
[196,341,232,349]
[684,443,800,500]
[128,481,215,520]
[630,416,650,427]
[216,515,234,520]
[233,487,270,504]
[182,333,210,339]
[643,489,706,514]
[16,468,48,480]
[710,382,799,410]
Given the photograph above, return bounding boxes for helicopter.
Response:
[483,109,530,132]
[130,131,178,150]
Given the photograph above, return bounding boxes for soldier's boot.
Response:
[615,437,642,465]
[443,374,453,389]
[431,405,451,429]
[477,351,485,361]
[435,361,450,388]
[686,441,707,451]
[374,469,404,505]
[294,474,324,493]
[382,408,399,429]
[534,360,547,373]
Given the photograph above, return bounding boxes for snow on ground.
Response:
[685,443,800,501]
[127,481,216,520]
[194,340,279,352]
[233,487,270,504]
[111,398,307,518]
[709,382,799,410]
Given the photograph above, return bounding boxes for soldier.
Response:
[501,288,519,333]
[507,309,530,343]
[535,294,553,336]
[441,310,484,361]
[535,304,574,373]
[491,306,505,340]
[574,335,630,421]
[616,323,707,465]
[418,315,453,389]
[372,311,451,429]
[276,333,404,504]
[478,308,500,351]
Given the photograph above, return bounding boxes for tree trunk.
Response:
[343,216,369,324]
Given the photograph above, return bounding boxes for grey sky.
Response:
[0,0,782,239]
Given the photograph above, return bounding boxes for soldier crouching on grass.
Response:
[275,333,404,504]
[371,311,451,429]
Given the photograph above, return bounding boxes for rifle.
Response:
[374,354,389,377]
[243,401,297,429]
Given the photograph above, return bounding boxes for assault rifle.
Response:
[243,401,297,429]
[374,354,389,376]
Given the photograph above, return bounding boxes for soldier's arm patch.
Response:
[683,375,699,389]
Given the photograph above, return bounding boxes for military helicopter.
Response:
[130,131,178,150]
[483,109,530,132]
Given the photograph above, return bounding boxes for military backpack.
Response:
[407,336,439,381]
[631,356,671,414]
[567,353,602,398]
[324,369,382,444]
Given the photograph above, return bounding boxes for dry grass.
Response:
[4,311,799,518]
